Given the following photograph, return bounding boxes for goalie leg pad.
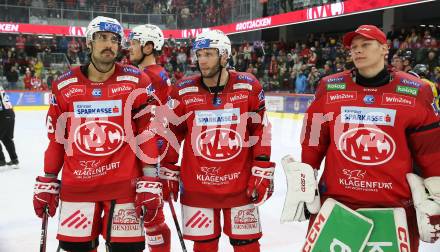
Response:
[303,199,373,252]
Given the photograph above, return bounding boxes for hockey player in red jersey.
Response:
[128,24,172,252]
[158,30,274,252]
[289,25,440,251]
[32,16,162,252]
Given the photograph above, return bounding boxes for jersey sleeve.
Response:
[133,72,160,165]
[43,87,66,175]
[160,83,188,164]
[407,84,440,178]
[301,80,330,170]
[248,78,271,159]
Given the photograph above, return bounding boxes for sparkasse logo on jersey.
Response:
[341,106,396,126]
[195,108,240,126]
[338,127,396,166]
[73,100,122,118]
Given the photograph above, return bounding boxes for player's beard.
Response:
[91,49,117,73]
[200,64,221,79]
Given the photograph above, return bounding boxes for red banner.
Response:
[0,0,429,39]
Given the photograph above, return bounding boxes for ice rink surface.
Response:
[0,110,439,251]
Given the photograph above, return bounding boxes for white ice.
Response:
[0,111,439,251]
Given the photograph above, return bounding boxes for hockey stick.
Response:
[39,207,49,252]
[168,195,187,252]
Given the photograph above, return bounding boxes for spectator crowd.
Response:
[1,25,439,94]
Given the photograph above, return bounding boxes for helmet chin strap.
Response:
[134,45,153,67]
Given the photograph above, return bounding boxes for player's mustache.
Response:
[101,49,115,55]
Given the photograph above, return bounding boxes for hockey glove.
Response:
[280,155,320,223]
[135,176,164,222]
[146,222,171,252]
[33,176,60,218]
[159,164,180,202]
[406,173,440,243]
[246,160,275,206]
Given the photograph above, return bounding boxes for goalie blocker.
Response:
[302,199,411,252]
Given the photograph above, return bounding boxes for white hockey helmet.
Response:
[129,24,164,51]
[86,16,124,45]
[193,29,231,58]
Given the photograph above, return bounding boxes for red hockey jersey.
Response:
[44,63,158,201]
[164,71,271,208]
[142,64,171,105]
[301,70,440,208]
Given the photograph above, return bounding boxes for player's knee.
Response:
[193,236,220,252]
[59,238,99,252]
[107,241,145,252]
[230,238,260,252]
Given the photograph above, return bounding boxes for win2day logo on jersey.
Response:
[74,100,122,118]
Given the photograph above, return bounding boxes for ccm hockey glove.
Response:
[246,160,275,206]
[33,176,60,218]
[159,164,180,202]
[135,176,163,222]
[280,154,320,223]
[406,173,440,243]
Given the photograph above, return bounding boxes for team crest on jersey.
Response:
[73,100,122,118]
[74,120,124,156]
[122,66,141,75]
[108,83,135,97]
[237,74,254,83]
[341,106,396,126]
[57,77,78,90]
[116,75,139,83]
[195,108,240,126]
[338,127,396,166]
[195,128,243,162]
